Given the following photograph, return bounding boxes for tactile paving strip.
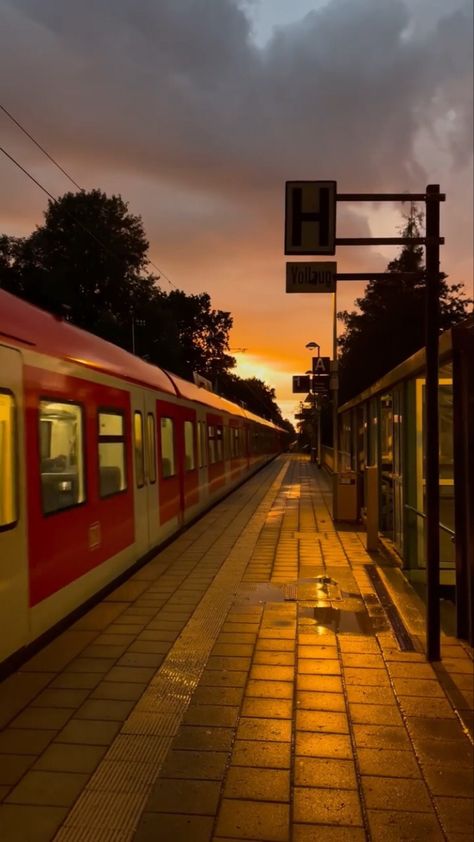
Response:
[54,460,289,841]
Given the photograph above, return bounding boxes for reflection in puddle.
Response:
[236,582,286,603]
[299,604,382,635]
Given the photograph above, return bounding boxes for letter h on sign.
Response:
[285,181,337,255]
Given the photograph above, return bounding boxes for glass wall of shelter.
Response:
[339,353,457,620]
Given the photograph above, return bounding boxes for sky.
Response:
[1,0,473,422]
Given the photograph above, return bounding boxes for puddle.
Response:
[236,582,286,603]
[298,604,377,635]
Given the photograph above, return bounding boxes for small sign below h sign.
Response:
[312,356,330,375]
[286,262,336,293]
[285,181,337,255]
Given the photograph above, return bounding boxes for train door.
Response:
[131,392,161,554]
[0,346,29,662]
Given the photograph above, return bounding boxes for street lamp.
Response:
[304,367,321,467]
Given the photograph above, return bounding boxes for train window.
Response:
[208,425,216,465]
[39,400,85,514]
[0,391,17,528]
[98,411,127,497]
[199,421,207,467]
[184,420,195,471]
[160,417,176,478]
[134,412,144,488]
[216,426,223,461]
[147,413,156,484]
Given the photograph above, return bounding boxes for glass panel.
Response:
[147,414,156,483]
[99,412,123,436]
[380,393,393,535]
[0,392,16,526]
[134,412,144,487]
[208,425,216,465]
[184,420,195,471]
[216,426,223,461]
[98,410,127,497]
[98,442,127,496]
[161,417,176,478]
[39,400,85,514]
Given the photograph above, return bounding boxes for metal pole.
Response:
[131,313,136,355]
[332,290,338,474]
[425,184,441,662]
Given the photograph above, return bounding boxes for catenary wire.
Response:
[0,106,177,288]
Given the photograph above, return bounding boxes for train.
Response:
[0,289,287,668]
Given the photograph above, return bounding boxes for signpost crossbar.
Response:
[337,193,446,202]
[336,237,444,246]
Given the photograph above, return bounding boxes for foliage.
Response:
[0,189,235,382]
[218,371,294,433]
[337,209,472,403]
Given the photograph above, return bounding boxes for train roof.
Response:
[0,290,284,430]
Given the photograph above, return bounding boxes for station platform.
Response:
[0,455,473,842]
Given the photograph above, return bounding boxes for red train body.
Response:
[0,290,286,666]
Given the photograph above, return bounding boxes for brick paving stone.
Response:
[0,803,68,841]
[357,747,421,778]
[362,775,433,811]
[146,778,221,814]
[294,757,357,789]
[55,719,121,746]
[0,729,55,755]
[211,644,254,657]
[192,687,245,707]
[224,767,290,802]
[353,724,412,751]
[6,769,89,806]
[296,691,346,712]
[295,733,353,760]
[10,707,73,731]
[215,798,289,842]
[199,670,248,688]
[31,688,90,709]
[367,809,445,841]
[434,796,474,834]
[74,698,137,721]
[296,710,349,734]
[387,662,436,679]
[174,726,235,752]
[293,825,366,842]
[0,673,57,730]
[298,659,341,675]
[345,684,397,705]
[340,653,385,669]
[90,681,148,701]
[343,667,390,687]
[412,737,473,769]
[159,750,229,781]
[104,666,157,683]
[135,812,214,842]
[391,677,446,697]
[293,787,363,826]
[405,717,466,742]
[253,652,295,666]
[117,653,165,668]
[422,764,474,797]
[236,718,292,742]
[298,645,338,659]
[241,699,293,719]
[250,665,294,681]
[255,639,295,652]
[246,680,293,699]
[183,705,240,728]
[348,702,403,726]
[297,675,343,693]
[34,743,107,773]
[206,657,252,671]
[50,672,102,690]
[397,695,456,718]
[231,739,291,769]
[0,753,36,786]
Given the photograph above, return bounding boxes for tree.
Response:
[0,190,235,383]
[218,371,291,427]
[338,209,472,403]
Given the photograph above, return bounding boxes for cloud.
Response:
[1,0,472,418]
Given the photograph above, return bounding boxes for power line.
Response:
[0,104,177,288]
[1,103,83,191]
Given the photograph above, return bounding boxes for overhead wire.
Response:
[0,104,177,288]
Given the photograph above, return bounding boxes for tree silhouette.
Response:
[338,209,472,403]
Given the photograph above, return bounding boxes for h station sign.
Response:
[285,181,337,255]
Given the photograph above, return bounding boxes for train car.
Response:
[0,290,286,667]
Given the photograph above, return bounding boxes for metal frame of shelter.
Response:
[287,184,445,662]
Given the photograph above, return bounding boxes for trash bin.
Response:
[333,471,358,521]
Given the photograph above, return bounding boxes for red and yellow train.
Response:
[0,290,286,667]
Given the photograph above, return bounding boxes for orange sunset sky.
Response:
[1,0,472,423]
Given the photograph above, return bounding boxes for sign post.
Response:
[284,182,445,661]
